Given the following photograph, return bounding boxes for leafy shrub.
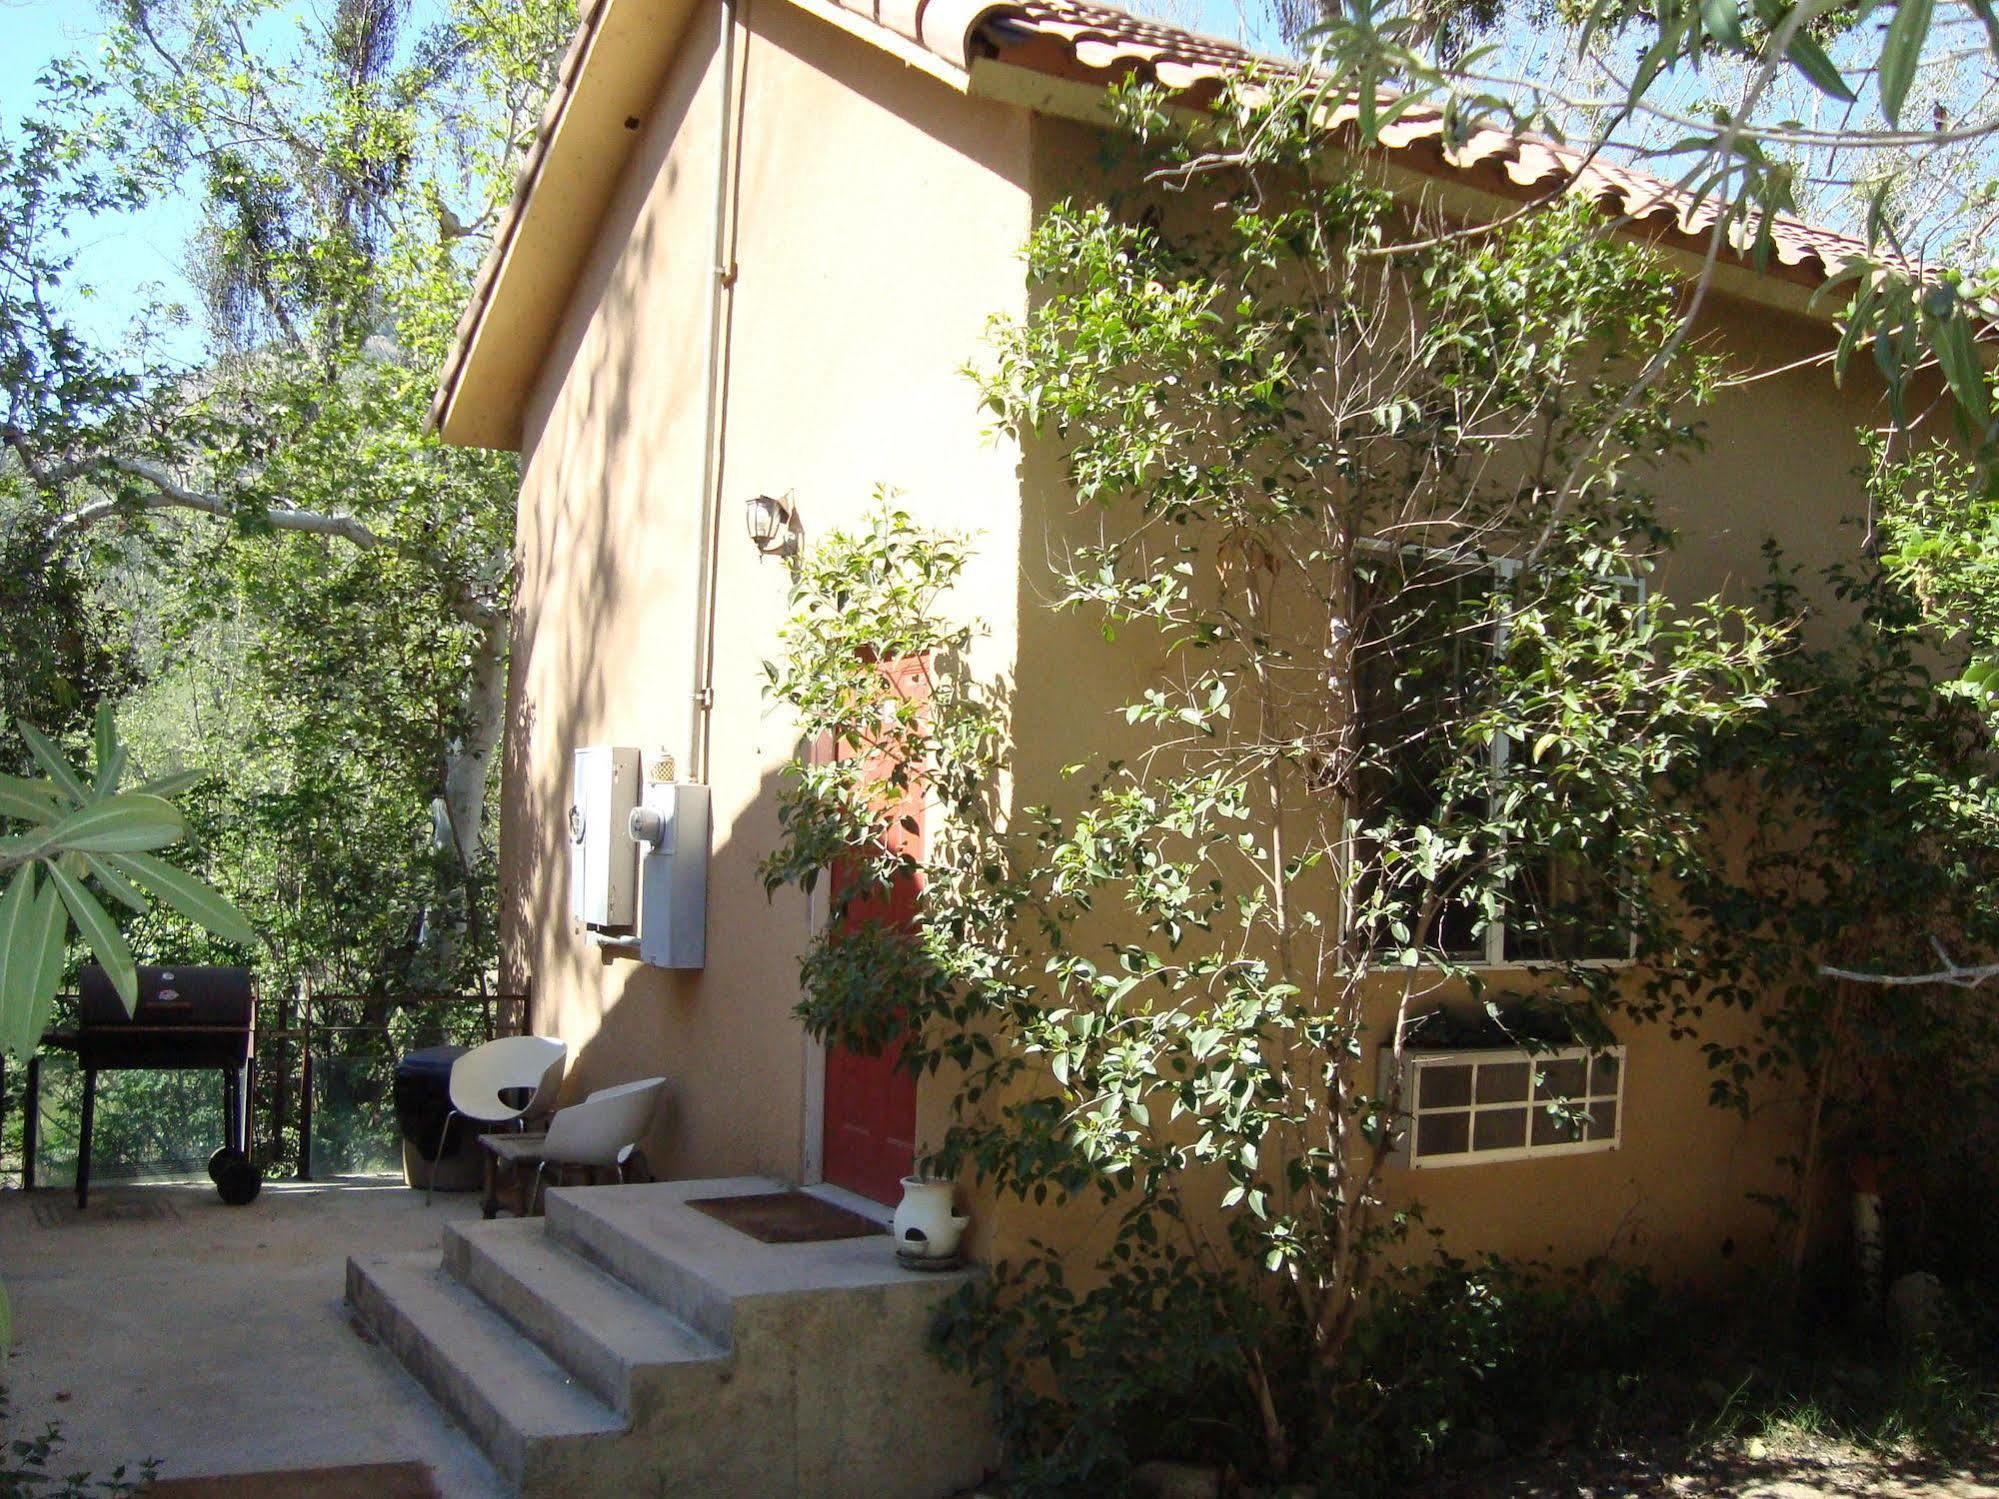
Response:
[937,1244,1668,1497]
[1320,1251,1664,1493]
[0,1398,155,1498]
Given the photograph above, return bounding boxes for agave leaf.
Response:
[47,862,136,1013]
[44,794,184,855]
[16,721,87,805]
[0,775,64,826]
[94,744,128,800]
[93,705,119,794]
[129,770,209,800]
[0,828,59,865]
[0,865,39,1057]
[84,853,149,914]
[110,853,259,949]
[27,878,67,1045]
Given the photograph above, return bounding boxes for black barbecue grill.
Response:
[28,964,261,1208]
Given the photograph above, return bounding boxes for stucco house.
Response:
[432,0,1894,1279]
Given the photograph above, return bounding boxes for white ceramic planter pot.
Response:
[892,1177,969,1261]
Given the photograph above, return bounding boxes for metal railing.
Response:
[274,989,529,1180]
[2,987,530,1187]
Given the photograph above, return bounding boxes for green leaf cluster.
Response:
[0,706,254,1059]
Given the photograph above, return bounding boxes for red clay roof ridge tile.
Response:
[923,0,1926,287]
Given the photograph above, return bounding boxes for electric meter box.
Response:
[569,745,641,929]
[628,781,709,969]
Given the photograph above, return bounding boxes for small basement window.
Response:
[1382,1044,1624,1168]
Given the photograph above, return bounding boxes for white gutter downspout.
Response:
[689,0,748,784]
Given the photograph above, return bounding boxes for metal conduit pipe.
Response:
[688,0,749,785]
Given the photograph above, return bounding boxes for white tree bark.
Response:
[50,458,386,549]
[436,602,510,877]
[1821,936,1999,990]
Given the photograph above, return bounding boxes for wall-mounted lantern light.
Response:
[745,492,796,556]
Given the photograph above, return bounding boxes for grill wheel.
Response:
[209,1147,263,1206]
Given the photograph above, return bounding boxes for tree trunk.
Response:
[420,604,510,973]
[437,606,510,876]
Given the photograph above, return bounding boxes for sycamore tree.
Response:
[763,83,1786,1487]
[0,0,575,991]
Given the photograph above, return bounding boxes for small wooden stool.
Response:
[478,1130,549,1219]
[478,1130,640,1217]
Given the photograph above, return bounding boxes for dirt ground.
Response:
[1435,1433,1999,1497]
[0,1177,507,1497]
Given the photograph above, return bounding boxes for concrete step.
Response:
[443,1217,730,1419]
[542,1177,984,1350]
[346,1251,623,1494]
[540,1183,749,1347]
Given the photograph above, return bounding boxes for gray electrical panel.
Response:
[627,781,710,969]
[569,745,640,929]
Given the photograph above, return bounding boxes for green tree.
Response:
[0,0,575,993]
[1248,0,1999,498]
[763,82,1787,1487]
[1651,541,1999,1287]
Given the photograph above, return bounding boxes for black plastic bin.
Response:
[393,1044,480,1190]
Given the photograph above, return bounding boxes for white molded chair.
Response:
[528,1075,667,1213]
[427,1034,567,1203]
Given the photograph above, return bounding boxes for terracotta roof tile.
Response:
[889,0,1922,287]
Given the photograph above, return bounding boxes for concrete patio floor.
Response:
[0,1176,509,1497]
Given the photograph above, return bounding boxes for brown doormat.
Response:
[687,1189,885,1244]
[146,1461,441,1499]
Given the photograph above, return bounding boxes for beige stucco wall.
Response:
[504,4,1895,1286]
[504,0,1033,1181]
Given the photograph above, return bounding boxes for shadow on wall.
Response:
[499,12,727,1087]
[576,757,805,1185]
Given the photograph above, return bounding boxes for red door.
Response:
[820,656,926,1205]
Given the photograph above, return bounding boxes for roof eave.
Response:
[431,0,704,451]
[963,53,1865,327]
[431,0,1913,454]
[430,0,992,452]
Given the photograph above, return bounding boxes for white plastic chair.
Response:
[427,1035,567,1203]
[528,1076,666,1213]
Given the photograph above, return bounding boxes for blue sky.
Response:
[0,0,206,354]
[0,0,1897,368]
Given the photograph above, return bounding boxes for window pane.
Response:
[1502,852,1628,962]
[1352,551,1496,960]
[1589,1052,1621,1094]
[1473,1108,1527,1151]
[1476,1061,1529,1103]
[1417,1111,1470,1158]
[1534,1057,1587,1101]
[1588,1100,1618,1141]
[1418,1063,1473,1109]
[1532,1106,1584,1147]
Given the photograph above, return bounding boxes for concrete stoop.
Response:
[346,1176,997,1498]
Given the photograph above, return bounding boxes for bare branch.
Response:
[1821,936,1999,989]
[49,457,383,550]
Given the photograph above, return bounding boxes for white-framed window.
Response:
[1351,544,1642,967]
[1381,1043,1625,1168]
